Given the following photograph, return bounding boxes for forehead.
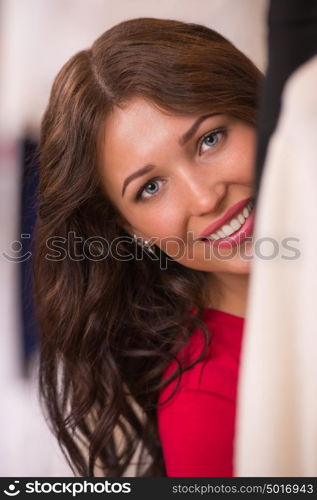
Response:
[99,97,198,189]
[103,97,195,150]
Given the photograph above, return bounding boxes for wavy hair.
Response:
[33,17,261,476]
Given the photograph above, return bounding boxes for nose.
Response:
[184,173,227,217]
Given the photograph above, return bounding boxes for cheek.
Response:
[241,132,256,172]
[137,203,190,260]
[226,138,256,182]
[127,202,185,240]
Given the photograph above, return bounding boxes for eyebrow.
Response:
[121,112,219,197]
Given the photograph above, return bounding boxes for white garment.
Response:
[235,56,317,476]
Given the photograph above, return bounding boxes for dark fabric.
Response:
[19,136,40,373]
[255,0,317,195]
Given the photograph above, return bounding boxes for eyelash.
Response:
[135,127,227,202]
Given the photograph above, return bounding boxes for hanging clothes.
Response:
[235,0,317,477]
[255,0,317,195]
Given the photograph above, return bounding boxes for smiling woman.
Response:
[33,18,262,477]
[100,103,256,277]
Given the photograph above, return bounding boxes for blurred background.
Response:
[0,0,268,476]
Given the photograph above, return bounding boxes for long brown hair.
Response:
[33,17,261,477]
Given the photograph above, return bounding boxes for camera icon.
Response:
[3,481,20,496]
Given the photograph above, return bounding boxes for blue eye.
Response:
[199,128,226,155]
[135,178,164,201]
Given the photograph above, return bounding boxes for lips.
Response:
[198,197,254,239]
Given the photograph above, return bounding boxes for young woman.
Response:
[34,17,261,477]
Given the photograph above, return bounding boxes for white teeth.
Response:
[222,224,235,236]
[230,218,241,231]
[242,207,249,218]
[217,229,226,238]
[204,200,254,241]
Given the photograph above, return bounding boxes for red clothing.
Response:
[157,308,244,477]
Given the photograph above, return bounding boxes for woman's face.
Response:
[99,97,256,275]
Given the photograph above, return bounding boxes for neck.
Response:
[206,272,250,318]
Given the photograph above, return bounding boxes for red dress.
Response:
[157,308,244,477]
